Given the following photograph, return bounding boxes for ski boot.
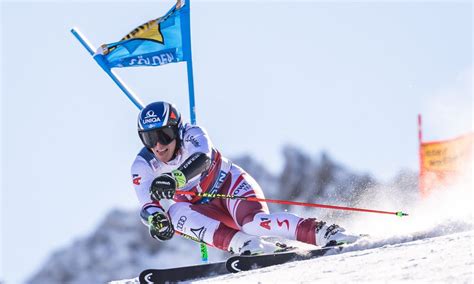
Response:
[315,222,360,247]
[228,232,289,255]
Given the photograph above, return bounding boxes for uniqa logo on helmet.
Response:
[143,110,161,124]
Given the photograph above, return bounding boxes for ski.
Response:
[139,261,228,284]
[138,245,345,283]
[226,245,343,273]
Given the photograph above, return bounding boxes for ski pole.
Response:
[176,190,408,217]
[174,231,212,261]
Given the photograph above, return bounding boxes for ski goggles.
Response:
[139,126,177,148]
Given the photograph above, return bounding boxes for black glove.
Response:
[150,173,177,200]
[148,211,175,241]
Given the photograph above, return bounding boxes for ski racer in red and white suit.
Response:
[131,102,357,255]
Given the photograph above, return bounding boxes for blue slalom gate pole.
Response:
[181,1,197,125]
[186,59,197,125]
[70,28,145,110]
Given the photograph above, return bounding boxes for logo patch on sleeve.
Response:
[185,135,200,147]
[132,174,142,185]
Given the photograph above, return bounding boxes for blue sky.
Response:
[1,1,472,283]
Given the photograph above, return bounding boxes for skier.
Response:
[131,101,358,255]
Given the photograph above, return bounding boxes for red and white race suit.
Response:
[131,123,320,250]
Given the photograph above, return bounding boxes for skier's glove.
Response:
[148,211,175,241]
[150,170,186,201]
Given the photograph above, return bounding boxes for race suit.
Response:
[131,123,320,250]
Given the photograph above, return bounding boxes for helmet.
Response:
[137,101,182,148]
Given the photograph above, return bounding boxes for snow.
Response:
[196,231,473,283]
[112,230,473,283]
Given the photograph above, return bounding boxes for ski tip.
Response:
[396,211,409,217]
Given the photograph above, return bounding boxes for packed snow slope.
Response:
[195,230,473,283]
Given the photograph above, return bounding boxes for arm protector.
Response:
[177,152,211,182]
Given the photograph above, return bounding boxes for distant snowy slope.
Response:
[196,230,473,283]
